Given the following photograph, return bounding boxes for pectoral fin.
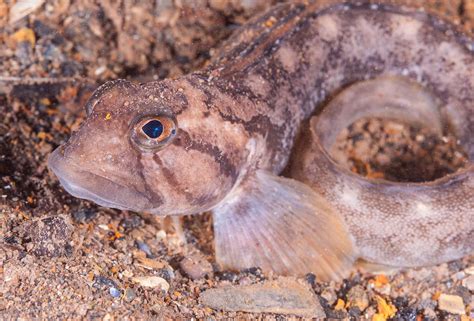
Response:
[212,170,356,281]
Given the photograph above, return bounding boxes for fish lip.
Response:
[48,148,151,211]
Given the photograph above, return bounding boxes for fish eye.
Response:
[131,115,177,151]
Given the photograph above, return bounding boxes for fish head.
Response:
[49,78,245,215]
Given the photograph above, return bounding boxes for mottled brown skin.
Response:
[49,1,473,280]
[289,77,474,267]
[49,77,248,214]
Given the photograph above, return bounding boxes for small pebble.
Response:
[346,285,369,311]
[94,65,107,76]
[122,270,133,278]
[455,286,472,305]
[159,267,175,282]
[305,273,316,286]
[109,287,121,298]
[156,230,167,240]
[120,215,143,230]
[136,241,153,258]
[124,288,136,302]
[200,277,325,318]
[179,252,213,280]
[462,275,474,291]
[453,271,466,280]
[136,257,165,270]
[321,288,337,305]
[98,224,110,231]
[93,275,118,290]
[423,307,437,319]
[132,276,170,293]
[72,208,96,223]
[438,294,466,315]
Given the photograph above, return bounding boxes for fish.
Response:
[48,1,474,281]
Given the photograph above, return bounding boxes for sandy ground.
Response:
[1,0,473,319]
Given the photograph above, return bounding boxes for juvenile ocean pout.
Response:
[48,1,474,280]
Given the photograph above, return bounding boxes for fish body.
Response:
[49,1,474,280]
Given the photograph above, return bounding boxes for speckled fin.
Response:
[212,170,356,281]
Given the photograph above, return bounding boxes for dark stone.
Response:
[215,271,239,283]
[72,208,97,223]
[93,275,118,290]
[136,240,153,258]
[305,273,317,286]
[242,267,264,280]
[119,214,143,231]
[60,61,84,77]
[393,296,418,321]
[454,285,472,305]
[33,20,56,38]
[348,306,361,318]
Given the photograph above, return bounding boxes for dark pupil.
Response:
[142,120,163,139]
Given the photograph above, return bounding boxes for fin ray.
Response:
[213,170,356,281]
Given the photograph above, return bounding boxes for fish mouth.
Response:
[48,148,152,212]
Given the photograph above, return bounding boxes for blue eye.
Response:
[142,120,163,138]
[132,115,177,151]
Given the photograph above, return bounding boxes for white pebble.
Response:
[462,275,474,291]
[438,294,466,315]
[132,276,169,293]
